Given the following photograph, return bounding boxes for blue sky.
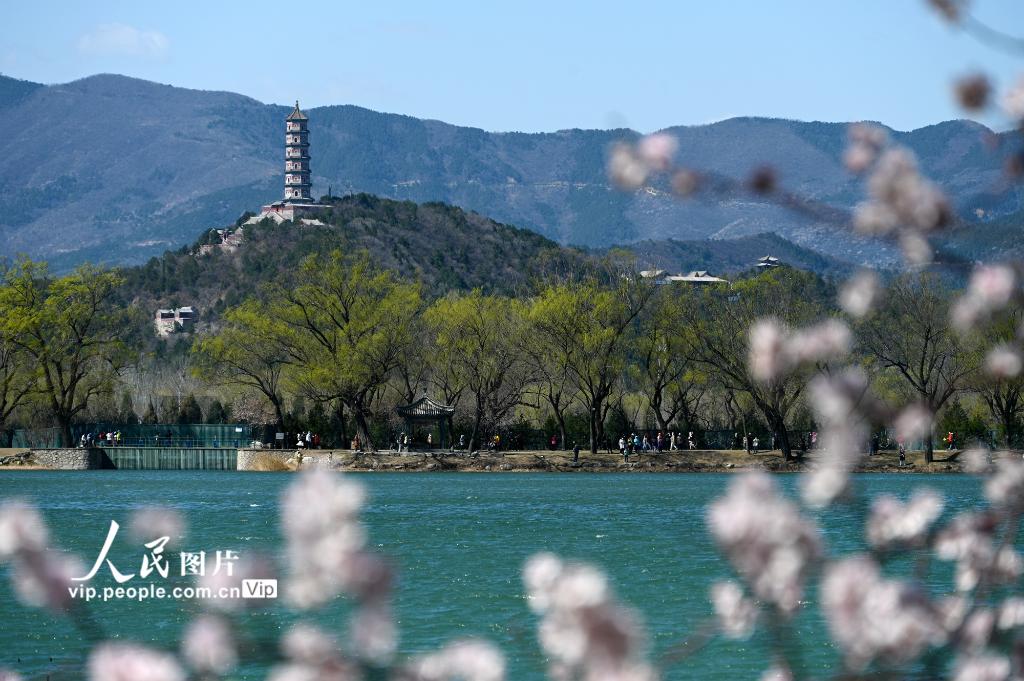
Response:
[2,0,1023,132]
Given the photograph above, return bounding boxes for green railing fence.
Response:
[10,424,252,449]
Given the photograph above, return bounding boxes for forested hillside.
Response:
[119,194,589,328]
[117,194,854,341]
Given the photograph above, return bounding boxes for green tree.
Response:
[394,317,432,404]
[937,399,989,446]
[142,399,159,424]
[426,290,531,452]
[529,276,654,453]
[158,396,179,424]
[635,285,707,434]
[0,259,132,446]
[0,334,33,438]
[275,251,422,451]
[205,399,228,424]
[116,390,138,424]
[682,268,830,460]
[859,273,979,462]
[972,309,1024,448]
[521,326,579,451]
[306,401,330,437]
[178,393,203,424]
[192,299,292,430]
[286,396,307,432]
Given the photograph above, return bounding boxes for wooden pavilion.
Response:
[395,396,456,449]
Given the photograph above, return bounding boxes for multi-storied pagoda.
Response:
[284,101,312,202]
[254,100,322,222]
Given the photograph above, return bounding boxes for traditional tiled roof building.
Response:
[154,306,195,336]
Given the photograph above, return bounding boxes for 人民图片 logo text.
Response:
[65,520,276,603]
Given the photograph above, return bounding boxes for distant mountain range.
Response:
[1,72,1021,272]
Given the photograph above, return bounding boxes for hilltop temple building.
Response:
[254,101,324,221]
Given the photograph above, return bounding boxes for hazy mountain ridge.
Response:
[1,73,1020,270]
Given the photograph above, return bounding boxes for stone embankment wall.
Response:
[30,448,104,469]
[25,447,236,470]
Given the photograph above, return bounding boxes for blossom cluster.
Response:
[280,469,396,664]
[523,552,655,681]
[951,264,1024,382]
[866,488,944,549]
[607,133,679,192]
[747,318,851,383]
[821,555,946,669]
[800,368,875,508]
[848,129,951,265]
[952,265,1019,333]
[0,499,81,613]
[705,447,1024,678]
[707,472,822,614]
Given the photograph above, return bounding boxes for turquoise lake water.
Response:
[0,472,987,679]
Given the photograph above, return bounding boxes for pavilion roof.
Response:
[396,396,455,417]
[665,271,728,283]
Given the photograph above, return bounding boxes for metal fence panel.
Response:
[101,447,238,470]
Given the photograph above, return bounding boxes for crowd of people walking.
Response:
[79,431,122,447]
[615,431,698,461]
